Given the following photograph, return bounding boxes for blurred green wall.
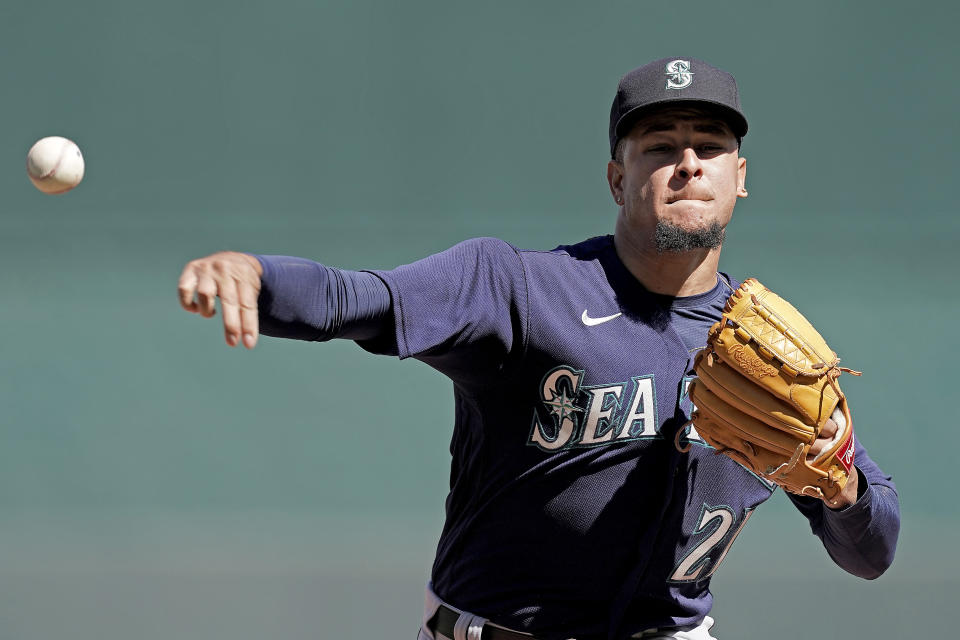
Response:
[0,1,956,638]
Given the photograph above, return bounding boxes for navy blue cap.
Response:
[609,57,748,157]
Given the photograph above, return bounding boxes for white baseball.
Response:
[26,136,85,194]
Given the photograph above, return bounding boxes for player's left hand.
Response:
[808,418,859,510]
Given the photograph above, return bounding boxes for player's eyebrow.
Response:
[640,121,730,137]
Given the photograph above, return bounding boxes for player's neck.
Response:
[613,227,722,298]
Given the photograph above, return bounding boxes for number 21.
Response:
[669,504,754,583]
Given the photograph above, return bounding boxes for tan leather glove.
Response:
[680,279,860,502]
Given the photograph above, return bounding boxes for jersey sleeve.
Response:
[787,436,900,579]
[363,237,529,385]
[255,255,392,342]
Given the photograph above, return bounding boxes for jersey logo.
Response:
[528,365,659,451]
[665,59,693,89]
[581,310,622,326]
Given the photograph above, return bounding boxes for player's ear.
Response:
[607,159,625,206]
[736,156,748,198]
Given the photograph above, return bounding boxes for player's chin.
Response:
[654,217,726,252]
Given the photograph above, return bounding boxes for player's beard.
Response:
[654,220,725,253]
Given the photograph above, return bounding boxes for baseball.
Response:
[26,136,85,194]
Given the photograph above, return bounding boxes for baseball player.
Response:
[177,57,900,639]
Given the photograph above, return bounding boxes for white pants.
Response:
[416,583,718,640]
[631,615,717,639]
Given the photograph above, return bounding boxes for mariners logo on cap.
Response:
[665,59,693,90]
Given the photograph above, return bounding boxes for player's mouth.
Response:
[665,191,713,204]
[666,197,712,205]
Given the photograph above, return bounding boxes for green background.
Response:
[0,1,955,637]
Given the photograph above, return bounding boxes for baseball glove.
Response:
[678,278,860,502]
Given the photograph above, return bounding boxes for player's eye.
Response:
[646,144,673,154]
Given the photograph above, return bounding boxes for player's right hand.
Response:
[178,251,264,349]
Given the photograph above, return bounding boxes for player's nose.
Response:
[675,147,703,180]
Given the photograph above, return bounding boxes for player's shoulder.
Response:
[448,235,614,270]
[423,237,524,271]
[516,234,613,262]
[448,236,521,258]
[512,234,614,280]
[433,237,528,285]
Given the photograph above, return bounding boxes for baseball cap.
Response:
[609,57,748,158]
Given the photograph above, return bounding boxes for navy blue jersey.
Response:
[256,235,899,640]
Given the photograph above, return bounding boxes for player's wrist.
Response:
[824,466,863,510]
[238,252,265,277]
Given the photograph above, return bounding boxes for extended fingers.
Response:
[217,278,260,348]
[238,278,260,348]
[219,277,242,346]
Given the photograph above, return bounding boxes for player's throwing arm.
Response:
[178,252,263,349]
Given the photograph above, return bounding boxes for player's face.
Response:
[608,109,747,247]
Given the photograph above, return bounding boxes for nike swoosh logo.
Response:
[581,310,623,326]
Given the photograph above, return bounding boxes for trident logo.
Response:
[665,59,693,89]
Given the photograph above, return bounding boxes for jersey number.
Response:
[669,505,754,583]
